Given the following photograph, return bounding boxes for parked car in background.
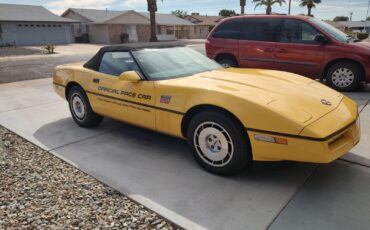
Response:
[206,15,370,91]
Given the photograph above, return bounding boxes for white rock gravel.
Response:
[0,126,181,230]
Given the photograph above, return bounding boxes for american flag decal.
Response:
[160,95,171,104]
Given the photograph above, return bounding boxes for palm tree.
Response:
[299,0,321,16]
[240,0,246,15]
[252,0,286,15]
[147,0,163,42]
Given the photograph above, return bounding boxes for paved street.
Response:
[0,44,370,230]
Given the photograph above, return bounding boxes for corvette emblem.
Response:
[321,99,332,106]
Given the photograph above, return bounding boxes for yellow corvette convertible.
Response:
[53,46,360,175]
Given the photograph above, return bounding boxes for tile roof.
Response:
[0,3,76,22]
[185,15,224,26]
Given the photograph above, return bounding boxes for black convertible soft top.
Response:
[83,44,184,71]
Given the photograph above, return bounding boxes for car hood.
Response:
[188,68,343,125]
[347,41,370,51]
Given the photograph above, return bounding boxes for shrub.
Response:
[44,44,55,54]
[75,34,89,43]
[357,33,369,40]
[120,33,129,43]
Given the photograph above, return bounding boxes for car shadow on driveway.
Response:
[36,118,359,230]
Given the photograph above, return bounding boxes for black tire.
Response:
[68,86,103,128]
[325,62,362,92]
[217,57,238,68]
[187,110,252,176]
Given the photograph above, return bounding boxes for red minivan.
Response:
[206,15,370,91]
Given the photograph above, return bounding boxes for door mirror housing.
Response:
[119,71,141,82]
[314,34,328,44]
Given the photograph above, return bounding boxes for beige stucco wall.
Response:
[63,10,91,36]
[189,25,211,39]
[89,24,109,44]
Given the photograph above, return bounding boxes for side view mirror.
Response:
[314,34,328,44]
[119,71,141,82]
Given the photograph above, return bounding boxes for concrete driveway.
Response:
[1,77,370,230]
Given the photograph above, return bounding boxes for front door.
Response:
[238,18,282,69]
[87,51,156,130]
[274,19,324,78]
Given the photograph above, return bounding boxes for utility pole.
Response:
[350,12,353,21]
[288,0,292,15]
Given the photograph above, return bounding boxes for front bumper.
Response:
[249,117,360,163]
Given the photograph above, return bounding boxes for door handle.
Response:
[93,78,100,83]
[277,49,287,53]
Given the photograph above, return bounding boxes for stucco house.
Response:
[339,21,370,34]
[184,13,224,39]
[0,3,75,46]
[62,8,194,44]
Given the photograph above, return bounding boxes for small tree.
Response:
[333,16,349,21]
[367,16,370,21]
[172,9,187,18]
[219,9,236,17]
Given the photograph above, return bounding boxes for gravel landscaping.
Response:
[0,47,44,57]
[0,126,180,229]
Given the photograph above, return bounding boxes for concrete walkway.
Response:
[0,79,369,230]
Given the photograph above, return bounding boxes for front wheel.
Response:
[187,111,252,175]
[68,86,104,128]
[325,62,362,92]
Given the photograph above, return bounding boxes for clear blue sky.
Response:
[1,0,369,21]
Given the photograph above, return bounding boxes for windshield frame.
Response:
[308,17,349,43]
[131,47,223,81]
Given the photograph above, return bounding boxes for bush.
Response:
[357,33,369,40]
[120,33,129,43]
[75,33,89,43]
[43,44,55,54]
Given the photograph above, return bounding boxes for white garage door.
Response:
[16,23,68,45]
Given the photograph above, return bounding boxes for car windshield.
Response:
[309,18,349,42]
[132,47,222,80]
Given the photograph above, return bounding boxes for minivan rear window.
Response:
[212,19,242,39]
[241,19,282,42]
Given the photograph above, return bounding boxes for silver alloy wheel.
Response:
[71,93,86,121]
[331,67,355,88]
[193,121,234,167]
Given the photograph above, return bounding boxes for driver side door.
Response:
[274,19,325,79]
[87,51,156,130]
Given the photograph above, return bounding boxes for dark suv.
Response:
[206,15,370,91]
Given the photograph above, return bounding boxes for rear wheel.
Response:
[217,57,238,68]
[68,86,103,127]
[187,111,251,175]
[325,62,362,91]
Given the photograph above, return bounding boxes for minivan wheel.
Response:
[217,57,238,68]
[187,111,251,176]
[326,62,362,92]
[68,86,104,127]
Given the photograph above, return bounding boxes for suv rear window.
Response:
[212,19,242,39]
[241,18,282,42]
